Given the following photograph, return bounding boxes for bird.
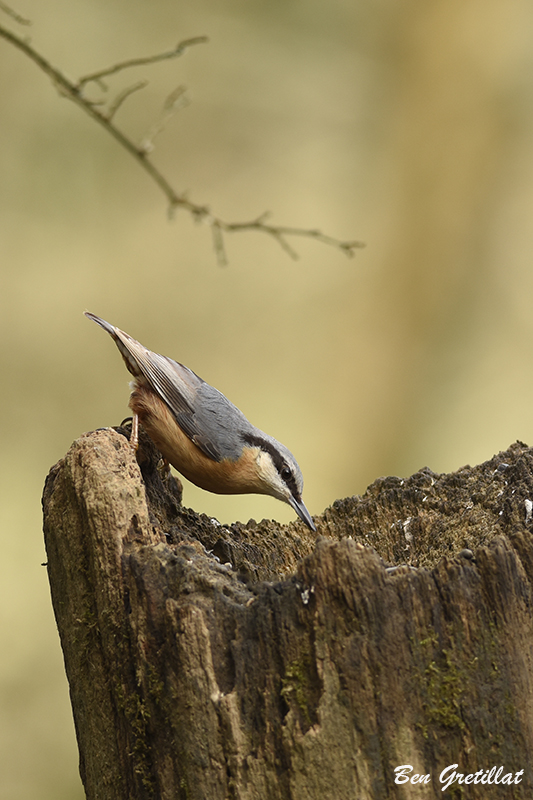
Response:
[85,312,316,531]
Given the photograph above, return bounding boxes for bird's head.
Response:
[242,433,316,532]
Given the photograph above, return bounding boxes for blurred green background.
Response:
[2,0,533,796]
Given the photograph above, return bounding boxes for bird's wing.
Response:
[115,332,231,460]
[86,312,230,461]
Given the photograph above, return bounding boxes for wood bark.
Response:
[42,427,533,799]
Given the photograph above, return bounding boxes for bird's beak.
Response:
[289,495,316,532]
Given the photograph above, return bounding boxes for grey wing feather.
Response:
[85,312,248,462]
[183,383,255,462]
[116,336,232,460]
[126,346,200,415]
[135,353,253,462]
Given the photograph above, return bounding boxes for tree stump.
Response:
[42,427,533,799]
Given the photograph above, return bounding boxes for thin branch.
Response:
[0,25,201,213]
[222,219,365,258]
[211,222,228,267]
[140,85,188,154]
[0,23,365,262]
[108,80,148,122]
[0,1,30,25]
[77,37,209,90]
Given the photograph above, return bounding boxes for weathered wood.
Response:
[43,429,533,798]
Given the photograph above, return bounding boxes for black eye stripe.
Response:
[281,471,299,497]
[242,433,300,498]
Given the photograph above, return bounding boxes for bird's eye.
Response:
[281,466,292,480]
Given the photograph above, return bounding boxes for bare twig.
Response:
[0,1,30,25]
[0,23,365,262]
[108,80,148,122]
[77,37,209,90]
[223,218,365,259]
[211,222,228,267]
[140,85,188,154]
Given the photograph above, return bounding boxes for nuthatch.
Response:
[85,312,316,531]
